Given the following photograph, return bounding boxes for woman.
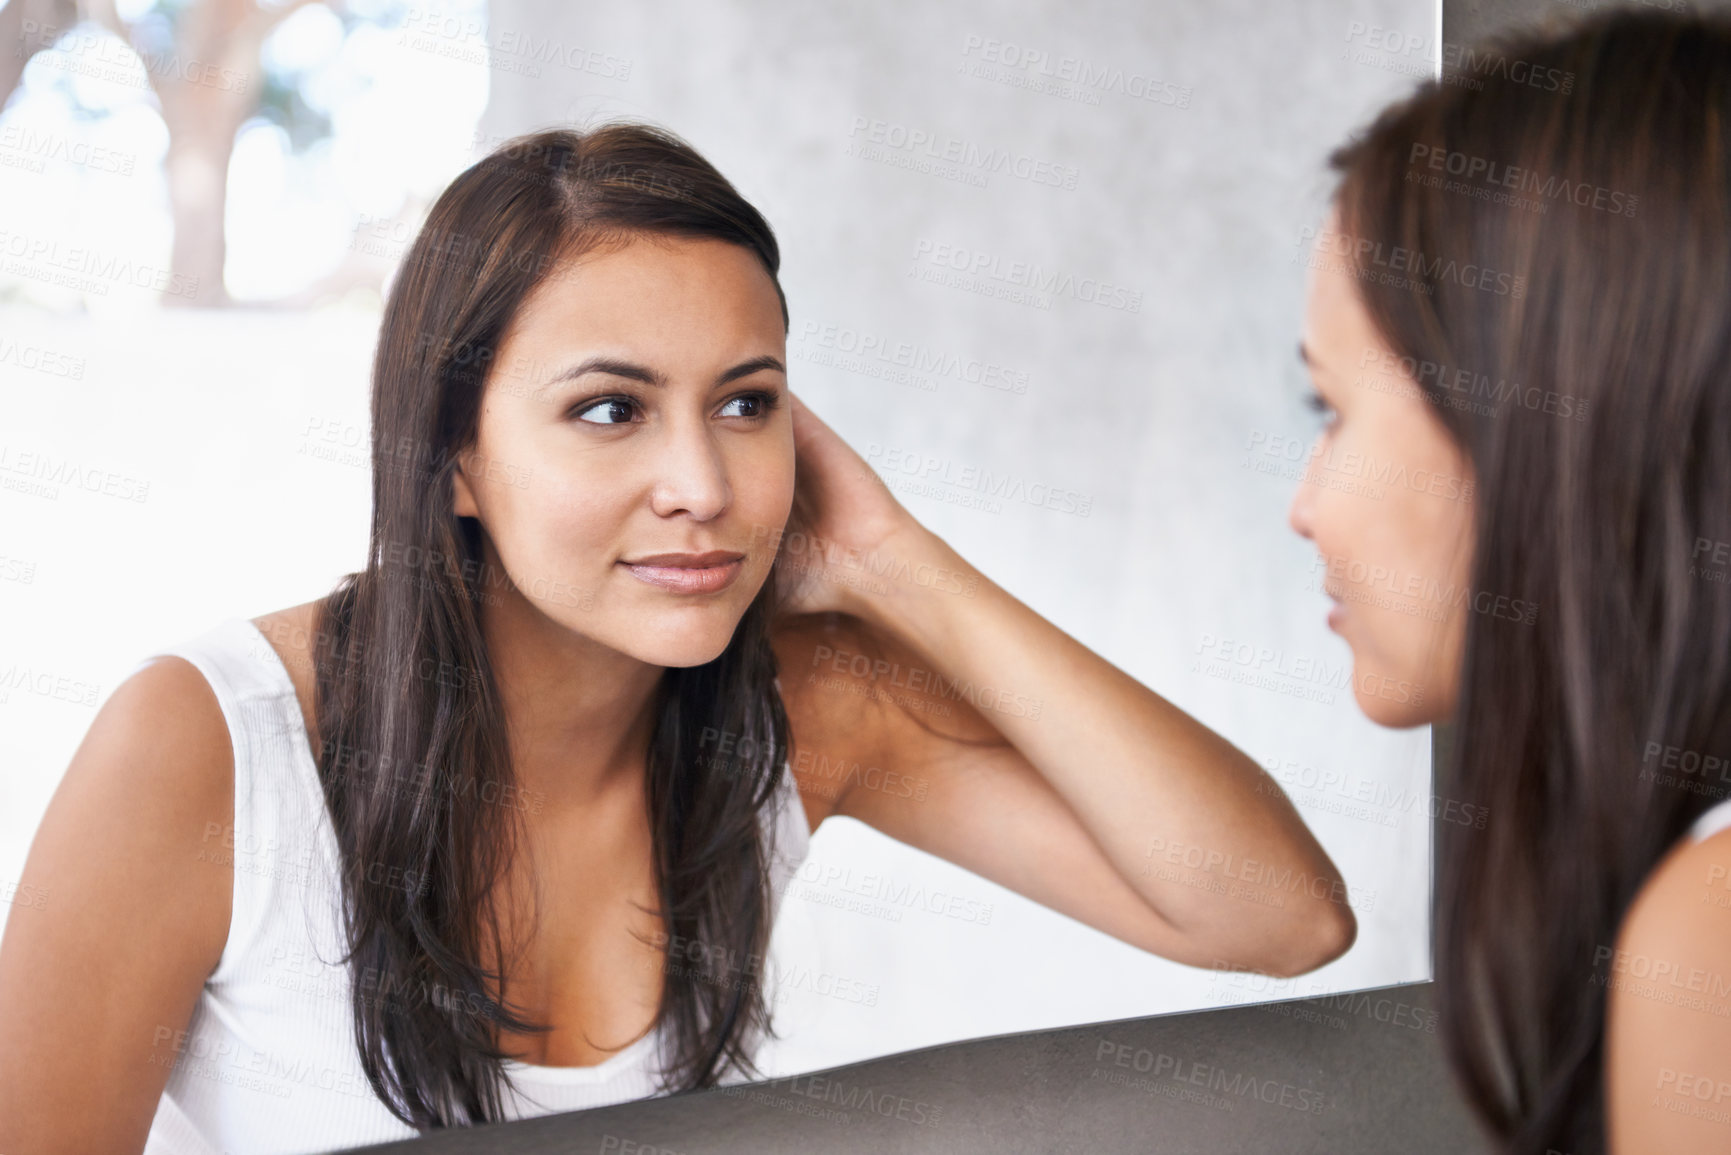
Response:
[0,124,1352,1153]
[1293,9,1731,1153]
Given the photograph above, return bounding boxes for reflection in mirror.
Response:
[0,2,1437,1151]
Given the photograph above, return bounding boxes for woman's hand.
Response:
[773,391,926,618]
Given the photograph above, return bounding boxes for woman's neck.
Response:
[479,582,666,815]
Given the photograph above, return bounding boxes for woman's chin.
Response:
[1352,689,1429,729]
[1348,666,1450,729]
[626,632,736,670]
[1337,627,1458,727]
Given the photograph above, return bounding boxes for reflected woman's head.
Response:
[381,126,794,669]
[1289,205,1475,727]
[451,234,791,668]
[1306,10,1731,1152]
[314,125,800,1129]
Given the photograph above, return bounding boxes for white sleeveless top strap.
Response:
[132,615,810,1155]
[1691,796,1731,843]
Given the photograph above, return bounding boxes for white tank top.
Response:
[1692,796,1731,843]
[131,615,811,1155]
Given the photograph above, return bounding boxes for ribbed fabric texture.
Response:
[133,616,810,1154]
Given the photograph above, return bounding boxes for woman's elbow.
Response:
[1262,901,1358,979]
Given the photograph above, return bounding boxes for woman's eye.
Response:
[1304,389,1337,430]
[718,392,778,419]
[573,397,638,425]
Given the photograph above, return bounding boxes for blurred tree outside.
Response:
[0,0,461,307]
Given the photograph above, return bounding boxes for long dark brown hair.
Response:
[1326,10,1731,1153]
[305,123,803,1128]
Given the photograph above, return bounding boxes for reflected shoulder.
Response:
[1605,823,1731,1151]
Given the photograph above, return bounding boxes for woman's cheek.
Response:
[736,448,797,549]
[497,473,601,590]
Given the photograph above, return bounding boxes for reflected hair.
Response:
[307,123,799,1129]
[1325,10,1731,1153]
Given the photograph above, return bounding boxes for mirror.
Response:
[0,0,1439,1113]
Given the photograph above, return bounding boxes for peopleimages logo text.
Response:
[1296,225,1526,299]
[910,239,1143,312]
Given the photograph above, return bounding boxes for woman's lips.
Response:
[619,552,745,594]
[1323,584,1345,631]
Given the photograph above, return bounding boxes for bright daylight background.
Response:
[0,0,1438,1079]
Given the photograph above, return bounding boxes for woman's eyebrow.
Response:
[547,357,666,389]
[537,354,786,397]
[716,355,786,385]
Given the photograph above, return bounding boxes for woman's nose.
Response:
[648,419,732,521]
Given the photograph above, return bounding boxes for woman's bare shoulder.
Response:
[75,652,238,906]
[1605,820,1731,1149]
[769,613,891,832]
[249,598,325,739]
[0,647,239,1150]
[768,611,1007,833]
[1612,822,1731,977]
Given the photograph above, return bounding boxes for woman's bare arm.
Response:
[0,657,233,1154]
[771,393,1356,977]
[776,586,1355,978]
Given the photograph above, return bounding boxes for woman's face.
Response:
[1288,207,1474,727]
[451,233,794,669]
